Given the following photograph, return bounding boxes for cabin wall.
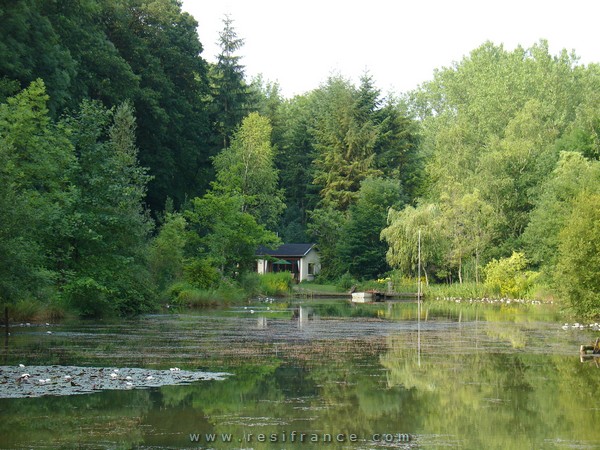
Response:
[300,249,321,281]
[257,259,268,275]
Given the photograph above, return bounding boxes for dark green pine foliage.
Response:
[275,95,319,242]
[209,14,251,150]
[374,99,422,200]
[337,178,405,279]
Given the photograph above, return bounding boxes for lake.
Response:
[1,299,599,449]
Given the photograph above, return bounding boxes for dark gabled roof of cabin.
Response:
[256,243,316,258]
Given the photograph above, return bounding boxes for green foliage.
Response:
[209,14,250,149]
[0,1,76,114]
[407,40,595,282]
[183,258,220,290]
[148,213,187,291]
[337,272,359,291]
[239,271,261,296]
[484,252,539,298]
[166,278,247,307]
[163,281,192,302]
[62,277,113,318]
[62,100,155,316]
[9,299,43,322]
[258,272,293,296]
[2,298,68,323]
[438,187,497,283]
[307,207,345,279]
[212,112,285,228]
[310,76,382,210]
[337,177,404,279]
[5,6,600,323]
[424,282,492,300]
[174,287,219,308]
[523,152,600,274]
[381,203,447,284]
[295,281,345,295]
[273,94,318,240]
[555,193,600,317]
[0,79,75,303]
[186,192,279,277]
[0,0,212,210]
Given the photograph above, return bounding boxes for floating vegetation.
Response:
[432,296,551,306]
[0,365,230,398]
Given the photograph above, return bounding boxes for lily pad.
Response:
[0,365,230,398]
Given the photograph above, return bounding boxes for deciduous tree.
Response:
[212,112,285,228]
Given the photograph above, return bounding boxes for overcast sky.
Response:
[180,0,600,98]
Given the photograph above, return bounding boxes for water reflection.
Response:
[256,316,268,329]
[1,302,599,449]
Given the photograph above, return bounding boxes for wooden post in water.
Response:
[4,306,8,357]
[417,229,421,367]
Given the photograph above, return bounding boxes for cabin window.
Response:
[308,263,315,275]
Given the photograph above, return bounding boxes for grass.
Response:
[1,299,70,323]
[164,280,247,308]
[294,281,346,296]
[424,281,491,300]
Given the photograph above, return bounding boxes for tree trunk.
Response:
[475,246,480,284]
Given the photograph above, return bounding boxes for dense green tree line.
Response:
[1,0,218,211]
[383,41,600,315]
[2,1,600,317]
[0,80,153,315]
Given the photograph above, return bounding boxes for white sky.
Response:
[180,0,600,98]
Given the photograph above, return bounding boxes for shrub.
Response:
[7,299,42,322]
[62,277,114,318]
[172,278,247,308]
[484,252,539,298]
[214,279,246,302]
[183,258,220,289]
[239,272,261,296]
[259,272,293,296]
[164,281,191,298]
[337,272,358,291]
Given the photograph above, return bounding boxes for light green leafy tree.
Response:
[148,213,188,292]
[523,151,600,276]
[212,112,285,229]
[555,192,600,317]
[381,203,447,285]
[405,40,593,280]
[438,187,497,283]
[0,79,75,303]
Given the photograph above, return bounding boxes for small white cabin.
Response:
[256,243,320,282]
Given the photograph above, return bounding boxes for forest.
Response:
[2,0,600,318]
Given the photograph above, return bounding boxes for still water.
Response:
[1,300,599,449]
